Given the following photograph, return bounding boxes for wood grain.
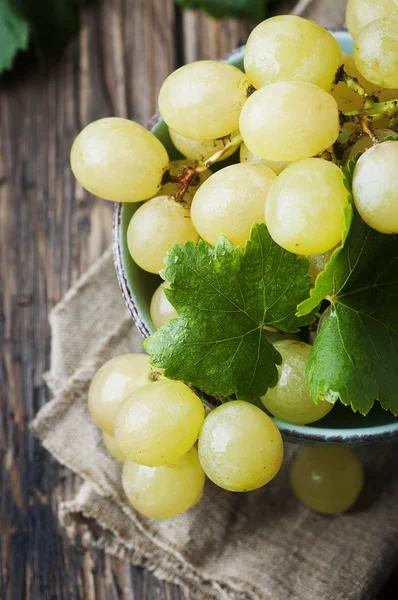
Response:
[1,0,397,598]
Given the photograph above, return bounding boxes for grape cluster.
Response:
[70,8,398,517]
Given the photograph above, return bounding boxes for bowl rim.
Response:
[113,31,398,444]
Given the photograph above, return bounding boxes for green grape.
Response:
[290,447,364,514]
[240,83,339,162]
[122,447,205,520]
[352,141,398,234]
[102,431,126,462]
[191,163,276,248]
[239,143,289,175]
[265,159,349,255]
[158,159,211,205]
[354,17,398,89]
[244,16,342,91]
[345,129,394,163]
[346,0,398,40]
[198,401,283,492]
[114,380,205,467]
[306,249,335,285]
[88,354,155,435]
[127,195,199,274]
[70,118,169,202]
[169,128,239,162]
[150,283,178,329]
[261,341,333,425]
[158,61,250,140]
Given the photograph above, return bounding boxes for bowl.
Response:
[113,30,398,445]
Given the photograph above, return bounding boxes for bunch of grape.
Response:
[70,9,398,518]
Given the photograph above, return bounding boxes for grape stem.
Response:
[334,65,376,110]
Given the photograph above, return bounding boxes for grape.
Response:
[244,16,342,91]
[198,401,283,492]
[239,82,339,162]
[290,447,364,514]
[352,141,398,234]
[345,129,395,163]
[158,159,210,205]
[354,18,398,89]
[306,249,335,285]
[70,118,169,203]
[240,143,288,176]
[158,61,250,140]
[127,195,199,274]
[114,380,205,467]
[191,163,276,248]
[102,431,126,462]
[265,159,349,255]
[122,447,205,520]
[346,0,398,40]
[261,341,333,425]
[150,283,178,329]
[170,128,239,162]
[88,354,155,435]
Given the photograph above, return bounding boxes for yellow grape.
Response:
[306,249,335,285]
[191,163,276,248]
[122,447,205,520]
[70,118,169,202]
[346,0,398,40]
[354,17,398,89]
[291,447,364,514]
[345,129,394,163]
[239,143,288,175]
[114,380,205,467]
[265,159,349,255]
[158,61,250,140]
[169,128,239,162]
[352,141,398,234]
[127,195,199,274]
[102,431,126,462]
[88,354,155,435]
[198,401,283,492]
[158,159,210,205]
[244,15,342,91]
[150,283,178,329]
[240,82,339,162]
[261,341,333,425]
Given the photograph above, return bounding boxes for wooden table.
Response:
[0,1,397,598]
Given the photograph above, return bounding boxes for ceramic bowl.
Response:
[113,31,398,445]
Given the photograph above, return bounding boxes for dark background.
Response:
[0,0,397,598]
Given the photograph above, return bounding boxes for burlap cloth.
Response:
[31,1,398,598]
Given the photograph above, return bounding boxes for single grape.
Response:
[344,129,395,163]
[150,283,178,329]
[346,0,398,40]
[122,447,205,519]
[158,159,210,205]
[114,380,205,467]
[290,447,364,514]
[198,401,283,492]
[102,431,126,462]
[127,195,199,274]
[261,341,333,425]
[306,249,335,285]
[355,17,398,89]
[265,159,349,255]
[244,16,342,91]
[158,61,250,140]
[169,128,239,162]
[191,163,276,248]
[70,118,169,202]
[352,141,398,234]
[239,143,289,176]
[88,354,155,435]
[240,82,339,163]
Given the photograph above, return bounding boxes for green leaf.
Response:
[145,224,315,401]
[0,0,30,72]
[175,0,267,21]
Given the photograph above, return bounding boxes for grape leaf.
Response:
[175,0,267,21]
[0,0,30,72]
[298,207,398,416]
[145,224,315,401]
